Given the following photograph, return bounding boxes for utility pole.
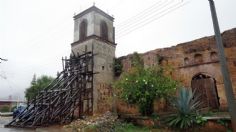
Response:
[208,0,236,131]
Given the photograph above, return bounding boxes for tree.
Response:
[25,74,54,101]
[114,52,178,116]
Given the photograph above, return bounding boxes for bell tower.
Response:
[71,6,116,114]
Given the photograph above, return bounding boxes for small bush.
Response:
[114,122,149,132]
[195,115,207,126]
[0,106,10,112]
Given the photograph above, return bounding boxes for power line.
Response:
[116,0,173,31]
[116,0,180,35]
[116,0,183,35]
[1,0,191,74]
[116,1,190,39]
[116,0,166,28]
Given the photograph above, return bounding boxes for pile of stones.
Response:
[64,111,118,132]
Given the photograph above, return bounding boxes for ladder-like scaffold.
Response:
[6,46,95,128]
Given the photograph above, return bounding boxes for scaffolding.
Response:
[6,46,94,128]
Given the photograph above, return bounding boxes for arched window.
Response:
[100,20,108,40]
[79,19,87,41]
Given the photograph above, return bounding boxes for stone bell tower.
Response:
[71,6,116,114]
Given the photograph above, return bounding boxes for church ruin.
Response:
[6,5,236,128]
[120,28,236,111]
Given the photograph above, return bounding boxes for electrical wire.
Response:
[116,0,166,28]
[116,1,191,39]
[116,0,182,35]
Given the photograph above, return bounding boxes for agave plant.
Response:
[165,87,202,129]
[174,87,202,114]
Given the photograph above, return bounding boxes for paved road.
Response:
[0,116,65,132]
[0,116,33,132]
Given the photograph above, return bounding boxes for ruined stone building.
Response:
[120,28,236,111]
[71,6,116,114]
[72,6,236,114]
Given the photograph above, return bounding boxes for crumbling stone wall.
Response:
[119,28,236,112]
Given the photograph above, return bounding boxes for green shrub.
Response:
[114,53,178,116]
[217,119,232,132]
[164,87,202,129]
[0,106,10,112]
[114,58,123,77]
[195,115,207,125]
[114,122,149,132]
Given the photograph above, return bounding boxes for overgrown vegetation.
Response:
[114,122,149,132]
[25,74,54,101]
[84,122,150,132]
[114,52,178,116]
[164,87,204,129]
[114,58,123,77]
[217,119,232,132]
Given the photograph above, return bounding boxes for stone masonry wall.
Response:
[118,28,236,112]
[72,40,115,114]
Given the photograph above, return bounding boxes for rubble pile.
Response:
[65,111,118,132]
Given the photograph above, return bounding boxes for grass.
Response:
[114,122,150,132]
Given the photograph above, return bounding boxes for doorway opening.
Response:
[191,73,220,109]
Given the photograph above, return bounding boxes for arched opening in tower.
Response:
[100,21,108,40]
[79,19,88,41]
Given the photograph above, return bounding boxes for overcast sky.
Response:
[0,0,236,100]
